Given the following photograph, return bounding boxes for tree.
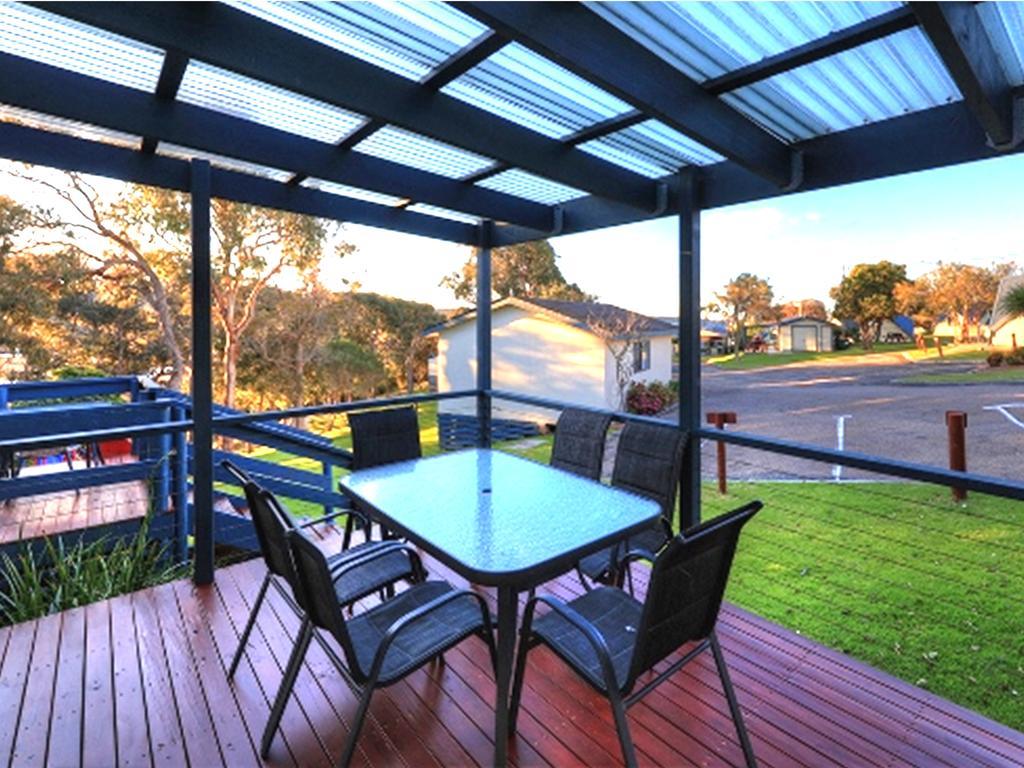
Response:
[585,307,649,410]
[344,294,441,393]
[778,298,827,321]
[999,283,1024,324]
[442,240,593,302]
[830,261,907,349]
[715,273,774,354]
[921,263,1008,342]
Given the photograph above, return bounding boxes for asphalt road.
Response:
[687,359,1024,482]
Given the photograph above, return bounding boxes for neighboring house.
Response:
[989,275,1024,347]
[878,315,915,342]
[776,316,836,352]
[426,297,675,430]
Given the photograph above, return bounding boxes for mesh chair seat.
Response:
[326,543,418,607]
[576,522,669,582]
[533,586,640,693]
[348,580,490,684]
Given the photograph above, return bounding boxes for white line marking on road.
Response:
[833,414,853,482]
[983,403,1024,430]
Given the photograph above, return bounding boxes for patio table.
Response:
[340,447,660,766]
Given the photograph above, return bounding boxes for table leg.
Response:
[494,585,518,767]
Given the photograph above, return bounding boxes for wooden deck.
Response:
[1,525,1022,768]
[0,456,150,546]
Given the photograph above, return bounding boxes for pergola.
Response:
[2,0,1024,586]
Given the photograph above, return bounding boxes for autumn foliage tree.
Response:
[715,273,775,354]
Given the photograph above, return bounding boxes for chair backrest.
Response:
[249,486,302,588]
[221,460,289,579]
[628,501,762,684]
[286,527,363,677]
[610,421,686,520]
[348,406,421,470]
[549,408,612,480]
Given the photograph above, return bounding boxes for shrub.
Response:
[626,380,678,415]
[1006,349,1024,366]
[0,520,184,627]
[987,351,1005,367]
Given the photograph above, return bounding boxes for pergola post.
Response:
[678,170,702,530]
[476,220,493,448]
[190,158,215,585]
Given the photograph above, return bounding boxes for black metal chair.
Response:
[511,500,763,768]
[549,407,612,481]
[343,405,422,548]
[261,523,497,767]
[576,421,686,591]
[220,460,422,680]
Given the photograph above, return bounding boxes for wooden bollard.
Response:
[935,337,944,358]
[706,411,737,494]
[1013,333,1018,351]
[945,410,967,502]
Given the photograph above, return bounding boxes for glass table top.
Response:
[339,448,661,585]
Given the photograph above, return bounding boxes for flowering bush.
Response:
[626,380,678,415]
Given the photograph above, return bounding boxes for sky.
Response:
[5,151,1024,318]
[326,151,1024,316]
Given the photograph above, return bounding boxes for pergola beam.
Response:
[0,121,477,244]
[35,2,661,211]
[912,2,1017,149]
[493,99,1024,245]
[0,51,553,231]
[457,1,796,189]
[141,49,189,153]
[703,6,918,95]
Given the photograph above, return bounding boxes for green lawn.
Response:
[237,418,1023,730]
[707,342,990,371]
[898,365,1024,384]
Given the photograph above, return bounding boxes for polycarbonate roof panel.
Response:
[226,0,486,81]
[586,1,903,83]
[177,61,364,144]
[476,169,585,205]
[579,119,725,177]
[156,142,292,182]
[443,42,635,139]
[979,2,1024,87]
[0,103,141,148]
[405,203,481,225]
[724,27,960,142]
[301,178,406,207]
[0,3,163,91]
[354,125,494,178]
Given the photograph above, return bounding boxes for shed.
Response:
[777,316,836,352]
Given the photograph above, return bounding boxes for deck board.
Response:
[1,534,1022,768]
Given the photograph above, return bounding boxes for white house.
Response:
[426,297,675,426]
[989,274,1024,347]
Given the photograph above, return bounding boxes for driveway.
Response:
[664,361,1024,482]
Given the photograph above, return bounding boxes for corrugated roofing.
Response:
[586,1,904,82]
[979,2,1024,87]
[0,3,164,91]
[156,142,293,182]
[226,1,487,81]
[300,178,406,207]
[354,125,494,179]
[442,41,637,140]
[476,169,585,205]
[0,104,141,149]
[176,61,365,144]
[579,119,725,177]
[724,27,959,142]
[405,203,481,225]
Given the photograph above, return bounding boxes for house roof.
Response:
[778,316,840,327]
[424,296,675,338]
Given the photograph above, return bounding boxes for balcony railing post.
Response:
[678,170,702,530]
[476,220,493,448]
[172,404,189,563]
[191,158,215,585]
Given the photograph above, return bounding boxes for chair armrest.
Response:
[328,541,422,583]
[297,503,358,530]
[368,589,493,679]
[525,595,619,690]
[616,546,659,570]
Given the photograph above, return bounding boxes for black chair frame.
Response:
[261,527,497,767]
[512,501,762,768]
